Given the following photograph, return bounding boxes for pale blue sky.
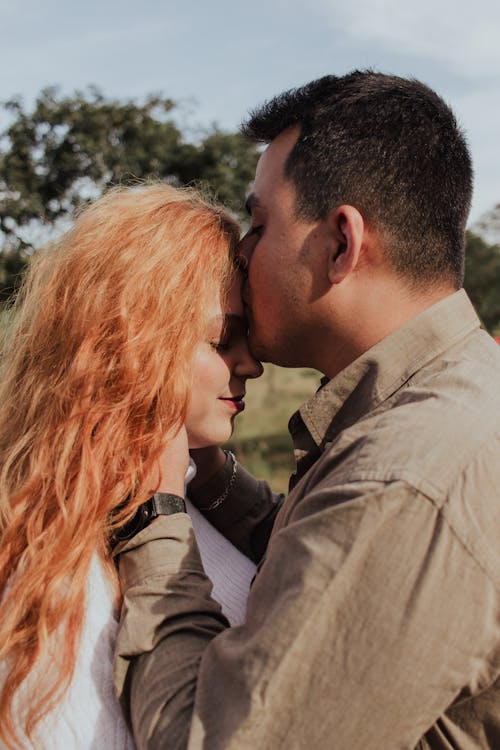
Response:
[1,0,499,224]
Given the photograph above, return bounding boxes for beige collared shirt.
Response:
[114,290,500,749]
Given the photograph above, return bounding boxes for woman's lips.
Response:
[219,397,245,413]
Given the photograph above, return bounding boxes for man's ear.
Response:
[326,205,365,284]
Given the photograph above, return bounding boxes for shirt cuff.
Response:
[113,513,203,590]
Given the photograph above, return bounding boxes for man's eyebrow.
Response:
[245,193,259,215]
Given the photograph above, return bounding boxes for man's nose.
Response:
[236,251,248,270]
[235,251,248,277]
[236,236,253,276]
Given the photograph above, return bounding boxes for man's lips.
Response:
[218,396,245,413]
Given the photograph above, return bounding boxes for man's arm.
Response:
[114,478,497,749]
[188,446,284,562]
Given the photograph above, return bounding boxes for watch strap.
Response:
[149,492,186,517]
[111,492,186,548]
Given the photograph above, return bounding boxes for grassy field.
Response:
[226,364,321,494]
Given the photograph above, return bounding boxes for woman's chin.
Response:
[187,427,234,450]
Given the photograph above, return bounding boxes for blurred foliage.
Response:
[472,203,500,247]
[464,231,500,335]
[0,86,259,302]
[0,247,28,304]
[229,432,295,496]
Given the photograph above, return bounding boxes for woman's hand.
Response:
[153,426,190,497]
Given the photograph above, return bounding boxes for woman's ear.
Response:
[327,205,365,284]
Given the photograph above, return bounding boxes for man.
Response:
[113,72,500,748]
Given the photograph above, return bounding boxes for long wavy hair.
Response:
[0,183,237,747]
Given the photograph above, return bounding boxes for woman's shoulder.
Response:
[3,556,135,750]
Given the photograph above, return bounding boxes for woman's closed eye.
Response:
[209,317,248,355]
[210,338,230,353]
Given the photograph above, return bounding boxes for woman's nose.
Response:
[236,349,263,380]
[248,357,264,379]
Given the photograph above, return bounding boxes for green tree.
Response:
[0,86,259,303]
[464,231,500,335]
[0,248,28,304]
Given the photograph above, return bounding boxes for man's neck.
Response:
[319,281,457,380]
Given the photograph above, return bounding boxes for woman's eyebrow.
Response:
[209,313,242,325]
[207,313,244,334]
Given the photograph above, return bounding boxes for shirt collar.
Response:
[293,289,480,450]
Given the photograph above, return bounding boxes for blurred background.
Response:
[1,0,499,492]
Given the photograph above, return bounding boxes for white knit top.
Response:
[1,555,135,750]
[184,459,256,627]
[185,498,256,626]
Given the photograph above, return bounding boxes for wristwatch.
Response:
[111,492,186,546]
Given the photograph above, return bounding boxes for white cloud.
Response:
[311,0,500,79]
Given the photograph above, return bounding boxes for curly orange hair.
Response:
[0,183,237,747]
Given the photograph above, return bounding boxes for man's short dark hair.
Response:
[241,71,473,288]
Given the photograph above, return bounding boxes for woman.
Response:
[0,184,261,749]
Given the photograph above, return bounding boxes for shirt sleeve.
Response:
[113,479,497,750]
[187,455,284,563]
